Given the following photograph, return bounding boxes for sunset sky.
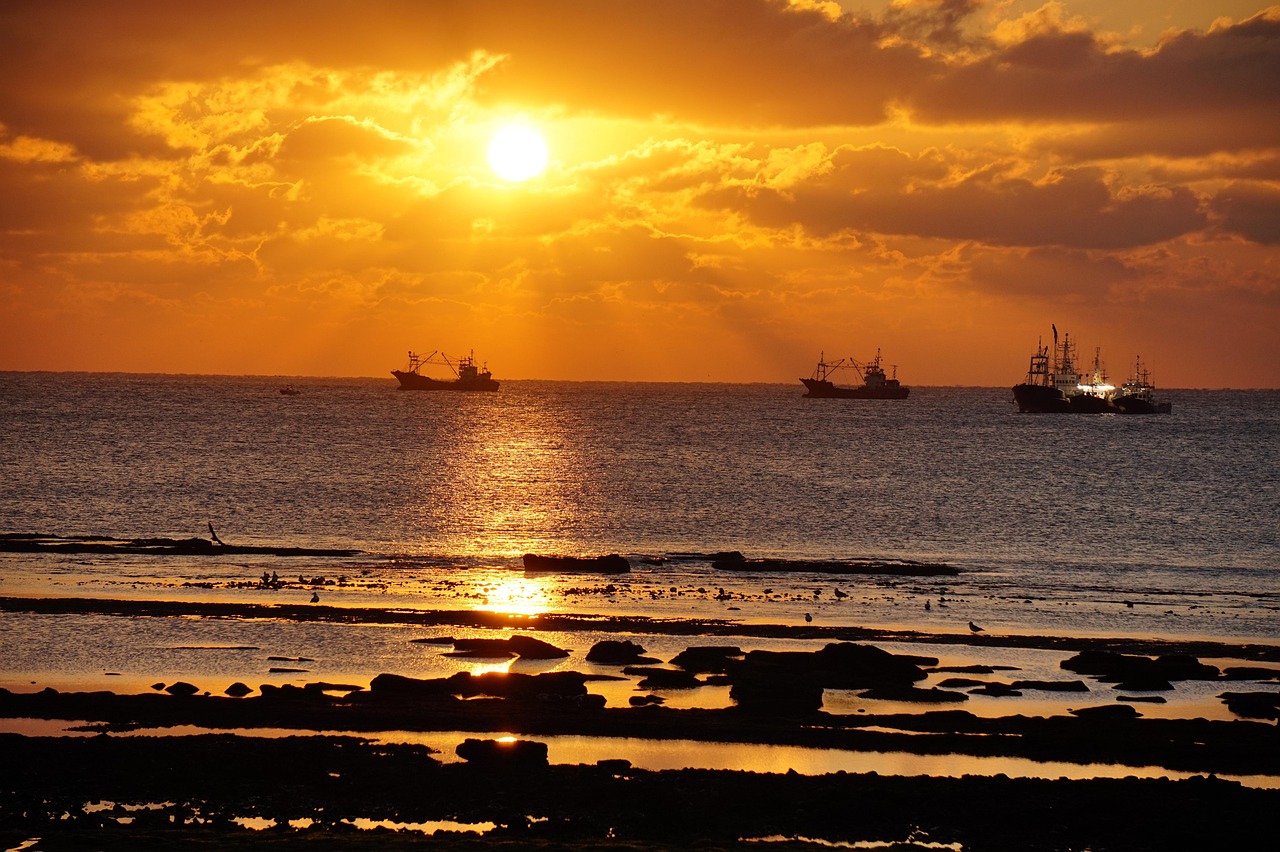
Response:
[2,0,1277,387]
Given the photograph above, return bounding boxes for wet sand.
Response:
[3,594,1279,850]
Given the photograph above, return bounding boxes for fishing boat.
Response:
[1112,356,1172,414]
[392,350,499,391]
[800,350,909,399]
[1013,328,1170,414]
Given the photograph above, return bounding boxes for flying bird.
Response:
[968,621,984,633]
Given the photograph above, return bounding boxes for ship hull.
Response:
[392,370,499,391]
[1113,395,1172,415]
[801,379,909,399]
[1012,383,1071,412]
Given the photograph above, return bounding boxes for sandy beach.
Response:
[3,593,1278,851]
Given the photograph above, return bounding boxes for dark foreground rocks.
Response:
[1,733,1275,851]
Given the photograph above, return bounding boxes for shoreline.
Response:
[5,595,1280,662]
[4,595,1280,848]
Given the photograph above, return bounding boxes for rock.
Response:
[445,638,516,658]
[1111,677,1173,692]
[586,640,657,665]
[369,672,453,699]
[1154,654,1220,681]
[1061,650,1218,686]
[813,643,932,688]
[669,645,744,673]
[596,758,632,773]
[1221,666,1280,681]
[506,635,571,659]
[522,553,630,574]
[859,686,970,703]
[729,672,824,713]
[1219,691,1280,720]
[453,671,589,701]
[164,681,199,697]
[224,682,253,697]
[446,635,569,659]
[967,683,1022,697]
[302,682,363,694]
[455,737,548,769]
[1069,704,1141,720]
[623,667,702,689]
[629,695,665,706]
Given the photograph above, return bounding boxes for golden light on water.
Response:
[475,576,553,617]
[404,397,584,560]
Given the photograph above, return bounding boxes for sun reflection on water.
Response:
[475,576,553,616]
[403,396,588,559]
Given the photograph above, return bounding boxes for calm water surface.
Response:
[3,373,1276,630]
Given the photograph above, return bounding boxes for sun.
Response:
[486,123,548,182]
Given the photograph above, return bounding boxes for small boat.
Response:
[279,385,301,396]
[801,350,909,399]
[1112,356,1172,414]
[522,553,631,574]
[392,350,499,391]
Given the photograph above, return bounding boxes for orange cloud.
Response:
[0,0,1276,386]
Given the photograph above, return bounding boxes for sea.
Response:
[1,373,1278,707]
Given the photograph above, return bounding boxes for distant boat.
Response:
[1012,327,1170,414]
[392,350,499,391]
[1112,356,1172,414]
[279,385,301,396]
[801,350,909,399]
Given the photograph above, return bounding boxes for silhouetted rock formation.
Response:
[711,550,957,576]
[446,635,570,659]
[586,639,657,665]
[670,645,745,673]
[456,737,549,769]
[1060,650,1219,691]
[522,553,631,573]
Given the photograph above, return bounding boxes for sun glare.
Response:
[486,123,548,182]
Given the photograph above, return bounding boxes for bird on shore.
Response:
[968,621,984,633]
[924,600,931,611]
[804,613,813,623]
[833,588,847,599]
[310,591,320,603]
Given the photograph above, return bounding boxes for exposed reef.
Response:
[711,550,959,576]
[0,533,359,558]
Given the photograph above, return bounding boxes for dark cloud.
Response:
[701,159,1207,249]
[1212,182,1280,244]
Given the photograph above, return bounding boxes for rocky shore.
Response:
[2,595,1278,849]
